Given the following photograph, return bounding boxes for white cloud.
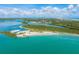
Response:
[0,4,78,18]
[68,5,74,9]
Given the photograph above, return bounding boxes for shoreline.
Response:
[16,31,59,37]
[59,32,79,36]
[10,30,79,37]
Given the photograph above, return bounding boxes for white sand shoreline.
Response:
[10,30,59,37]
[10,30,79,37]
[59,32,79,36]
[17,31,59,37]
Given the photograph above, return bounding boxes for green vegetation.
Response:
[0,18,79,35]
[0,32,16,37]
[23,25,79,34]
[22,18,79,34]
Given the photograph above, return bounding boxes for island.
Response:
[0,18,79,37]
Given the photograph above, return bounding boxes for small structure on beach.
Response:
[10,30,30,37]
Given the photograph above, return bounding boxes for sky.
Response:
[0,4,79,18]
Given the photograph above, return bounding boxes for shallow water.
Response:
[0,19,79,54]
[0,34,79,54]
[0,19,22,32]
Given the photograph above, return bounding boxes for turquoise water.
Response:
[0,34,79,54]
[0,19,79,54]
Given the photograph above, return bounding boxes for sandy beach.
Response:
[10,30,59,37]
[17,31,59,37]
[10,30,79,37]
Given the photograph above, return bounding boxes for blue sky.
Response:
[0,4,70,8]
[0,4,79,18]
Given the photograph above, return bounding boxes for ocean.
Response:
[0,19,79,54]
[0,34,79,54]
